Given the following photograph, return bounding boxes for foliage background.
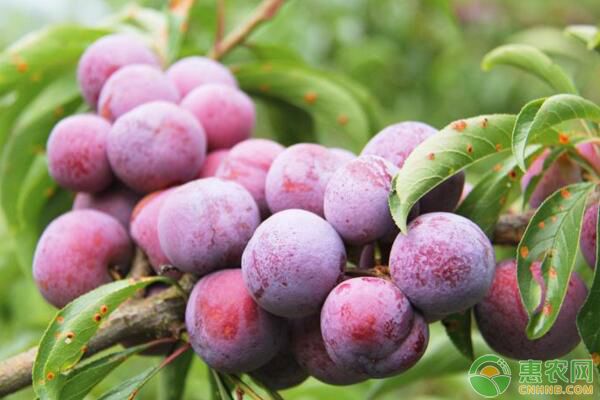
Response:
[1,0,600,399]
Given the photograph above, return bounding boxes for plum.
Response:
[73,184,140,229]
[250,343,308,390]
[265,144,346,216]
[166,56,237,97]
[330,148,356,164]
[361,121,465,213]
[320,277,414,372]
[158,178,260,275]
[389,212,495,321]
[291,316,368,385]
[521,150,582,208]
[98,65,179,121]
[576,142,600,175]
[33,209,132,308]
[107,101,206,193]
[181,84,255,150]
[216,139,285,217]
[581,203,598,268]
[324,155,398,245]
[196,149,229,179]
[241,209,345,318]
[185,269,286,373]
[77,34,160,108]
[47,114,112,193]
[130,189,178,277]
[475,259,588,360]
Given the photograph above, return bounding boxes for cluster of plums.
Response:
[32,33,599,390]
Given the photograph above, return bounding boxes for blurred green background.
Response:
[1,0,600,399]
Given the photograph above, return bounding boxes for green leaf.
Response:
[0,25,107,93]
[60,340,173,400]
[512,95,600,171]
[389,114,516,233]
[162,0,195,64]
[457,147,539,236]
[33,276,173,399]
[517,182,595,339]
[235,62,371,152]
[565,25,600,51]
[97,365,160,400]
[441,310,474,361]
[158,346,193,400]
[209,370,235,400]
[481,44,577,94]
[577,203,600,374]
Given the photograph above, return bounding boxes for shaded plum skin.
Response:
[196,149,230,179]
[98,65,179,121]
[250,345,309,390]
[33,210,132,308]
[389,212,495,321]
[181,84,255,150]
[320,277,414,372]
[77,34,160,108]
[363,314,429,378]
[107,101,206,193]
[265,144,346,217]
[166,56,237,98]
[360,121,464,213]
[324,155,399,245]
[185,269,286,373]
[241,209,345,318]
[521,150,582,208]
[576,142,600,175]
[475,259,588,360]
[73,184,140,229]
[130,189,179,277]
[581,203,598,268]
[158,178,260,275]
[216,139,285,217]
[47,114,112,193]
[291,316,368,385]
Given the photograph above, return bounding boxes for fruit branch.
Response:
[208,0,285,60]
[0,202,595,397]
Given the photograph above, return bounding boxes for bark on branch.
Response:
[0,204,592,396]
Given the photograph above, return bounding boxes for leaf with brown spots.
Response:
[33,276,174,399]
[234,62,371,151]
[516,182,594,339]
[390,114,516,233]
[577,204,600,374]
[512,95,600,171]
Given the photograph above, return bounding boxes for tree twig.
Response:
[0,204,592,397]
[208,0,285,60]
[215,0,226,49]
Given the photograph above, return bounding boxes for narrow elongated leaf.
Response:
[389,114,516,232]
[512,95,600,171]
[441,310,474,361]
[33,276,173,399]
[97,365,160,400]
[457,147,539,236]
[481,44,577,94]
[162,0,195,64]
[210,370,235,400]
[235,62,370,151]
[517,182,595,339]
[60,340,173,400]
[158,347,193,400]
[577,203,600,373]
